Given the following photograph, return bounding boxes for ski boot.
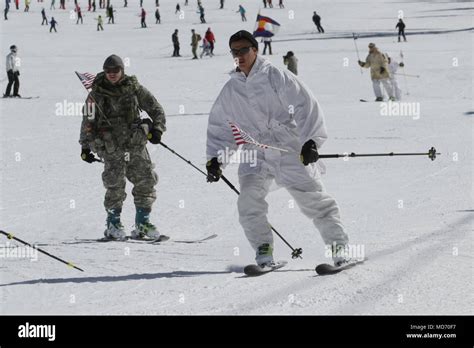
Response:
[104,208,126,240]
[256,243,275,268]
[131,207,160,240]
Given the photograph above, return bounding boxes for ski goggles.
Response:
[230,46,252,57]
[104,67,121,74]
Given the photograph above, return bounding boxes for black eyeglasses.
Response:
[230,46,252,57]
[104,67,121,74]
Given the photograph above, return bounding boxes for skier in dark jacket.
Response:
[41,7,48,25]
[396,19,406,42]
[172,29,180,57]
[312,11,324,33]
[49,17,58,32]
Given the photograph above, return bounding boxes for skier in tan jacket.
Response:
[358,43,395,101]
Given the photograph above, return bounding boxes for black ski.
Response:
[244,260,287,277]
[2,96,39,99]
[315,258,365,275]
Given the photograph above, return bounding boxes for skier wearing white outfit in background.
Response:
[387,56,404,101]
[206,30,350,268]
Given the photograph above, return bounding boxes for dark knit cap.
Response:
[229,30,258,50]
[103,54,124,70]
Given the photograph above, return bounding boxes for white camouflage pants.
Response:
[237,172,349,262]
[390,78,402,101]
[372,78,394,99]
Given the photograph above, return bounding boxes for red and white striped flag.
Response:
[75,71,96,91]
[229,122,288,152]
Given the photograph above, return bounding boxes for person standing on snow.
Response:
[155,7,160,24]
[41,7,48,25]
[76,5,83,24]
[49,16,58,32]
[4,45,20,98]
[396,19,407,42]
[205,27,215,56]
[172,29,181,57]
[237,4,246,22]
[358,43,395,101]
[387,55,404,101]
[140,7,147,28]
[206,30,351,268]
[312,11,324,33]
[79,55,166,240]
[96,14,104,30]
[283,51,298,75]
[191,29,201,59]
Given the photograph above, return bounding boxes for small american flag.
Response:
[229,121,288,152]
[75,71,96,91]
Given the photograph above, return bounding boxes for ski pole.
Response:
[399,50,410,95]
[158,142,303,259]
[392,72,420,78]
[353,32,363,74]
[0,230,84,272]
[314,147,440,161]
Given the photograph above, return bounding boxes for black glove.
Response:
[81,148,96,163]
[380,67,386,74]
[148,128,162,144]
[300,140,319,166]
[358,60,364,67]
[206,157,222,182]
[141,118,162,144]
[14,71,20,76]
[399,62,404,67]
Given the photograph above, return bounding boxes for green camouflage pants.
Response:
[97,128,158,210]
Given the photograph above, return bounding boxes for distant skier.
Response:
[268,0,273,8]
[172,29,181,57]
[237,4,246,21]
[283,51,298,75]
[155,7,160,24]
[50,0,55,10]
[262,0,267,8]
[41,7,48,25]
[76,5,83,24]
[219,0,224,9]
[59,0,65,10]
[206,30,351,269]
[205,27,215,55]
[175,3,180,14]
[123,0,127,7]
[358,43,395,101]
[200,38,212,58]
[199,5,206,23]
[312,11,324,33]
[387,56,404,101]
[107,5,114,23]
[24,0,30,12]
[79,55,166,241]
[279,0,284,9]
[262,37,272,55]
[140,7,146,28]
[4,45,20,98]
[396,19,407,42]
[4,0,9,20]
[191,29,201,59]
[49,16,58,32]
[96,14,104,30]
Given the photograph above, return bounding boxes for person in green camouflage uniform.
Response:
[79,55,166,240]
